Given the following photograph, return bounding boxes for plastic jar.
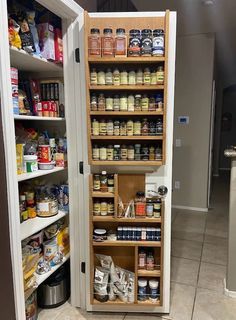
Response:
[107,120,114,136]
[138,279,147,301]
[90,68,98,85]
[24,155,38,173]
[115,28,127,56]
[128,94,135,111]
[120,70,128,85]
[102,28,114,56]
[113,68,120,86]
[141,29,152,56]
[149,280,159,302]
[92,118,100,136]
[152,29,164,56]
[99,119,107,136]
[105,69,113,85]
[88,28,101,56]
[128,29,141,56]
[97,71,105,85]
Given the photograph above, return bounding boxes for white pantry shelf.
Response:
[14,115,65,121]
[17,167,65,182]
[21,210,68,240]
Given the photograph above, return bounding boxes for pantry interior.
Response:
[0,0,176,318]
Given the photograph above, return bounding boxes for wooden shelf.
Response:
[93,299,135,305]
[137,300,161,306]
[92,191,115,198]
[90,111,164,116]
[91,135,163,140]
[88,56,165,63]
[89,85,164,91]
[137,269,161,277]
[17,167,65,182]
[14,115,65,121]
[93,216,161,223]
[91,161,163,166]
[93,241,161,247]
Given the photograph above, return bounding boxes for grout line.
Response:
[171,254,201,263]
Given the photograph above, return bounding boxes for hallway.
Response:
[38,174,235,320]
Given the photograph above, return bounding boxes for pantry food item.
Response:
[141,29,152,56]
[8,17,21,49]
[149,279,159,302]
[38,145,51,163]
[57,226,70,255]
[135,191,146,216]
[88,28,101,56]
[138,250,146,270]
[128,29,141,56]
[16,143,24,175]
[18,12,35,53]
[152,29,164,56]
[94,266,109,302]
[11,67,19,115]
[25,291,37,320]
[54,28,63,63]
[102,28,114,56]
[23,155,38,173]
[37,23,55,60]
[156,65,164,84]
[36,195,58,217]
[38,161,55,170]
[93,174,101,191]
[93,229,107,242]
[43,238,58,266]
[115,28,127,56]
[138,278,147,301]
[100,171,108,192]
[27,11,41,56]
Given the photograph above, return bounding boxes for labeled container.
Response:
[115,28,127,57]
[102,28,114,56]
[152,29,164,56]
[128,29,141,56]
[23,155,38,173]
[88,28,101,57]
[38,145,51,163]
[138,279,147,301]
[149,280,159,302]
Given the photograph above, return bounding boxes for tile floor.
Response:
[38,173,236,320]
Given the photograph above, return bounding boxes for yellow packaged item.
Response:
[57,226,70,255]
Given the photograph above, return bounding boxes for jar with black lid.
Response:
[141,29,152,56]
[102,28,114,56]
[134,144,141,161]
[156,117,163,135]
[114,145,121,160]
[128,29,141,56]
[141,145,149,160]
[121,144,128,161]
[152,29,164,56]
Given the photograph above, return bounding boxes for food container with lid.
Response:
[23,155,38,173]
[93,229,107,242]
[38,161,55,170]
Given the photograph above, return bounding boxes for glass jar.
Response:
[90,68,97,85]
[93,174,101,191]
[127,120,134,136]
[120,94,128,111]
[141,29,152,56]
[120,70,128,85]
[135,191,146,216]
[141,145,149,160]
[113,95,120,111]
[99,146,107,160]
[105,69,113,85]
[100,171,108,192]
[155,93,164,111]
[134,120,141,136]
[92,144,99,160]
[114,145,121,160]
[152,29,164,56]
[99,119,107,136]
[93,199,101,216]
[90,94,97,111]
[141,118,149,136]
[128,70,136,85]
[155,147,162,160]
[121,144,128,160]
[138,279,147,301]
[151,71,157,85]
[107,201,115,215]
[107,145,114,160]
[156,118,163,135]
[128,94,135,111]
[149,146,155,160]
[97,71,105,85]
[141,95,149,111]
[143,67,151,85]
[134,94,142,111]
[146,199,154,217]
[113,68,120,86]
[156,65,164,84]
[128,29,141,57]
[146,250,155,270]
[149,95,156,111]
[100,200,108,216]
[92,118,100,136]
[107,120,114,136]
[136,69,143,85]
[134,144,141,161]
[127,145,135,160]
[105,96,113,110]
[153,198,161,218]
[88,28,101,57]
[115,28,127,56]
[107,174,114,193]
[120,121,127,136]
[114,120,120,136]
[98,93,105,111]
[138,250,146,270]
[102,28,114,56]
[149,121,156,136]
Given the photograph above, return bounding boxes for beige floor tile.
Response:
[171,239,202,261]
[198,262,226,293]
[78,310,125,320]
[205,214,228,239]
[192,288,236,320]
[171,257,200,286]
[172,212,206,233]
[172,230,204,242]
[202,242,228,266]
[38,303,70,320]
[204,234,228,245]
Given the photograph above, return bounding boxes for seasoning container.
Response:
[93,200,101,216]
[107,174,114,193]
[151,70,157,85]
[141,95,149,111]
[149,121,156,136]
[113,95,120,110]
[128,70,136,85]
[138,279,147,301]
[127,120,134,136]
[102,28,114,56]
[98,93,105,111]
[92,118,100,136]
[105,69,113,85]
[146,199,154,217]
[152,29,164,56]
[107,201,114,215]
[143,67,151,85]
[120,70,128,85]
[141,29,152,56]
[115,28,127,57]
[99,146,107,160]
[92,144,99,160]
[153,198,161,218]
[134,121,141,136]
[149,146,155,160]
[141,145,149,160]
[105,96,113,110]
[156,65,164,84]
[113,68,120,86]
[107,145,114,160]
[135,191,146,216]
[114,144,121,160]
[149,96,156,111]
[149,280,159,302]
[128,29,141,56]
[93,228,107,241]
[93,174,101,191]
[127,145,135,160]
[114,120,120,135]
[99,119,107,136]
[136,69,143,85]
[88,28,101,57]
[120,94,128,111]
[138,250,146,270]
[90,68,98,85]
[141,118,149,136]
[121,144,128,160]
[97,71,105,85]
[127,94,135,111]
[146,250,155,271]
[100,171,108,192]
[134,94,142,111]
[156,118,163,135]
[100,200,108,216]
[134,144,141,160]
[90,94,98,111]
[155,147,162,160]
[120,121,127,136]
[155,93,164,111]
[141,227,147,241]
[24,155,38,173]
[107,120,114,136]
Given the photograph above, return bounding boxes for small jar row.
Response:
[90,67,164,86]
[90,93,163,112]
[93,199,115,216]
[92,144,162,161]
[117,226,161,241]
[91,118,163,136]
[93,171,115,193]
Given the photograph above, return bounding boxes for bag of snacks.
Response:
[94,266,109,302]
[8,17,21,49]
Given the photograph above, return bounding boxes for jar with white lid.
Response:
[97,71,105,85]
[105,69,113,85]
[120,94,128,110]
[128,94,135,111]
[120,70,128,85]
[128,71,136,85]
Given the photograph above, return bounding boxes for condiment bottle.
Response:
[100,171,108,192]
[90,68,97,85]
[128,94,135,111]
[141,118,149,136]
[92,118,99,136]
[141,29,152,56]
[105,96,113,110]
[107,120,114,136]
[115,28,127,57]
[120,70,128,85]
[113,68,120,86]
[105,69,113,85]
[127,120,134,136]
[127,145,135,160]
[107,145,114,160]
[88,28,101,57]
[138,279,147,301]
[128,29,141,56]
[113,95,120,110]
[93,174,101,191]
[102,28,114,56]
[128,70,136,85]
[99,146,107,160]
[97,71,105,85]
[92,144,99,160]
[98,93,105,111]
[143,67,151,85]
[156,65,164,84]
[99,119,107,136]
[152,29,164,56]
[135,191,146,216]
[90,94,98,111]
[136,69,143,85]
[121,144,128,160]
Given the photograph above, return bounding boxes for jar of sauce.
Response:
[120,70,128,85]
[90,68,97,85]
[115,28,127,57]
[141,29,152,56]
[107,145,114,160]
[128,29,141,56]
[88,28,101,57]
[92,118,99,136]
[102,28,114,56]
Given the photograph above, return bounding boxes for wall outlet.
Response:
[174,181,180,189]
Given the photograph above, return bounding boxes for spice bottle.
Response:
[120,70,128,85]
[107,200,115,215]
[113,95,120,110]
[146,199,154,217]
[93,200,101,216]
[100,171,108,192]
[138,279,147,301]
[93,174,101,191]
[153,198,161,218]
[152,29,164,56]
[114,120,120,136]
[120,121,127,136]
[128,29,141,56]
[156,65,164,84]
[127,145,135,160]
[90,68,98,85]
[134,144,141,160]
[149,95,156,111]
[107,174,114,193]
[88,28,101,57]
[99,146,107,160]
[92,144,99,160]
[141,145,149,160]
[138,250,147,270]
[155,93,164,111]
[20,194,28,222]
[114,145,121,160]
[151,70,157,85]
[134,94,142,111]
[156,118,163,135]
[90,94,98,111]
[135,191,146,216]
[99,119,107,136]
[105,96,113,110]
[141,29,152,56]
[141,118,149,136]
[115,28,127,57]
[141,94,149,111]
[120,94,128,111]
[97,71,105,85]
[107,145,114,160]
[149,146,155,160]
[100,200,108,216]
[149,121,156,136]
[121,144,128,160]
[136,69,143,85]
[113,68,120,86]
[107,120,114,136]
[92,118,100,136]
[128,94,135,111]
[102,28,114,56]
[105,69,113,85]
[128,70,136,85]
[98,93,105,111]
[134,120,141,135]
[143,67,151,85]
[127,120,134,136]
[146,250,155,271]
[155,147,162,160]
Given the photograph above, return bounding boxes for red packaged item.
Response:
[49,101,54,117]
[54,28,63,64]
[38,145,51,163]
[42,101,50,117]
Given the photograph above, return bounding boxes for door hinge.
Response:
[79,161,84,174]
[75,48,80,63]
[81,262,86,274]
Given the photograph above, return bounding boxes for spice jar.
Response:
[156,65,164,84]
[149,121,156,136]
[107,145,114,160]
[100,200,108,216]
[152,29,164,56]
[134,120,141,135]
[99,119,107,136]
[114,120,120,136]
[93,174,101,191]
[120,121,127,136]
[149,280,159,302]
[141,29,152,56]
[105,96,113,110]
[115,28,127,57]
[90,94,97,111]
[153,198,161,218]
[143,67,151,85]
[120,94,128,111]
[97,71,105,85]
[90,68,97,85]
[127,120,134,136]
[155,147,162,160]
[107,174,114,193]
[156,118,163,135]
[99,146,107,160]
[138,250,146,270]
[141,118,149,136]
[92,118,100,136]
[149,146,155,160]
[135,191,146,216]
[128,94,135,111]
[128,70,136,85]
[136,69,143,85]
[113,95,120,110]
[114,144,121,160]
[146,250,155,270]
[107,120,114,136]
[128,29,141,56]
[88,28,101,57]
[134,94,142,111]
[138,279,147,301]
[100,171,108,192]
[121,144,128,160]
[120,70,128,85]
[151,70,157,85]
[98,94,105,111]
[149,96,156,111]
[127,145,135,160]
[113,68,120,86]
[141,145,149,160]
[141,95,149,111]
[134,144,141,160]
[92,144,99,160]
[146,199,154,217]
[102,28,114,56]
[107,200,115,215]
[105,69,113,85]
[155,93,163,111]
[93,200,101,216]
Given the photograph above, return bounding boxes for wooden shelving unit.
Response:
[88,56,165,63]
[91,160,163,166]
[91,135,163,140]
[89,85,164,90]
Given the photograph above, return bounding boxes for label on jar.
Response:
[101,201,108,215]
[37,201,50,216]
[107,148,114,160]
[147,204,153,216]
[153,35,164,56]
[93,180,100,191]
[99,122,107,135]
[156,71,164,84]
[93,202,101,215]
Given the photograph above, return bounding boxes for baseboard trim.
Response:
[224,278,236,298]
[172,205,208,212]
